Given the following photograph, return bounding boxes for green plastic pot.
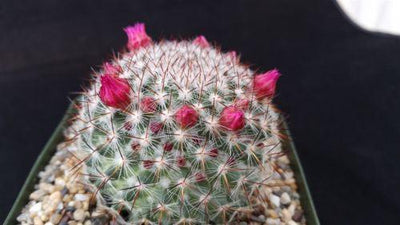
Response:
[3,102,320,225]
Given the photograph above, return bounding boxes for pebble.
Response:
[74,194,89,201]
[30,190,46,201]
[266,218,280,225]
[18,126,306,225]
[16,145,109,225]
[270,194,281,208]
[29,202,42,215]
[49,213,62,224]
[73,209,86,221]
[33,217,43,225]
[287,221,299,225]
[280,192,291,205]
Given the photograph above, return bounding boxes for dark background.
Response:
[1,0,400,224]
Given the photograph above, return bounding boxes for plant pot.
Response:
[4,101,320,225]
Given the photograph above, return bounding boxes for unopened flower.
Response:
[195,172,206,182]
[140,97,157,113]
[103,62,122,75]
[99,74,131,109]
[131,142,141,152]
[143,160,154,169]
[253,69,281,100]
[124,23,152,51]
[163,142,173,152]
[193,35,209,48]
[150,122,163,134]
[208,148,218,158]
[176,156,186,167]
[219,106,246,131]
[175,105,199,128]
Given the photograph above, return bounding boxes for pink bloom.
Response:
[193,35,209,48]
[175,105,199,128]
[140,96,157,113]
[124,23,152,51]
[234,98,250,111]
[219,106,246,131]
[150,122,163,134]
[253,69,281,100]
[103,62,122,75]
[176,156,186,167]
[99,74,131,109]
[208,148,218,158]
[163,142,173,152]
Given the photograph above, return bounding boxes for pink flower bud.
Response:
[124,122,133,131]
[124,23,152,51]
[208,148,218,158]
[195,172,206,182]
[143,160,154,169]
[150,122,163,134]
[234,98,250,111]
[219,106,246,131]
[253,69,281,100]
[163,142,173,152]
[99,74,131,109]
[175,105,199,128]
[140,97,157,113]
[176,156,186,167]
[131,142,141,152]
[103,62,122,75]
[193,35,209,48]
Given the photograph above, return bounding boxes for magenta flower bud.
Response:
[176,156,186,167]
[99,74,131,109]
[195,172,206,182]
[140,96,157,113]
[208,148,218,158]
[143,160,154,169]
[219,106,246,131]
[253,69,281,100]
[174,105,199,128]
[103,62,122,75]
[163,142,173,152]
[234,98,250,111]
[124,23,152,51]
[193,35,209,48]
[150,122,163,134]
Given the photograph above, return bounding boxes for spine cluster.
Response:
[66,23,283,224]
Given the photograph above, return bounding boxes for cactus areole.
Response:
[67,23,283,224]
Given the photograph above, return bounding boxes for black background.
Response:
[1,0,400,224]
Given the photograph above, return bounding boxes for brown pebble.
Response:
[292,209,304,222]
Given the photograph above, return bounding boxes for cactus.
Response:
[67,23,283,224]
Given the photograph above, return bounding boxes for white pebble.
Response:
[270,194,280,208]
[287,221,299,225]
[280,192,291,205]
[74,194,89,201]
[29,202,42,215]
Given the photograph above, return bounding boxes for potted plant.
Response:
[4,23,319,225]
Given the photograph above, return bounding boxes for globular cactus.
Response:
[67,23,283,224]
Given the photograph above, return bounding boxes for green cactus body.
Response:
[66,24,283,224]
